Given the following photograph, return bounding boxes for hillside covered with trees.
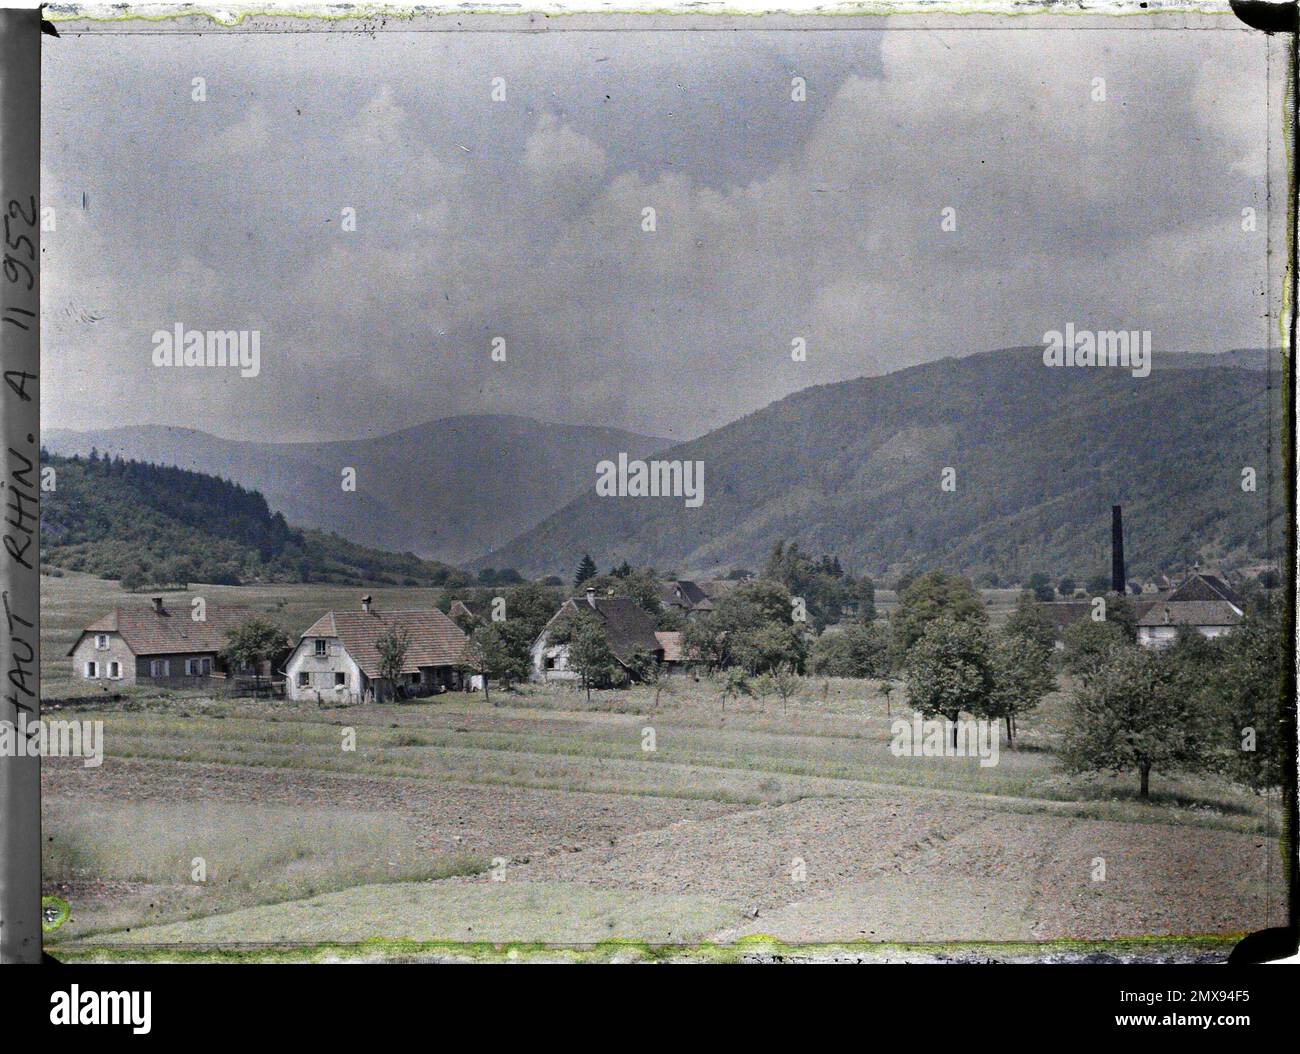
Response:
[39,452,464,589]
[479,348,1284,583]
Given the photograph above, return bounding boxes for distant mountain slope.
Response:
[40,453,463,588]
[41,415,670,565]
[478,348,1284,582]
[1161,347,1278,371]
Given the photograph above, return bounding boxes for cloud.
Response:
[523,112,608,188]
[40,25,1274,443]
[191,103,272,163]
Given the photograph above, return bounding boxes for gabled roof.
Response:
[544,596,662,663]
[660,580,712,611]
[1041,595,1163,634]
[300,609,469,677]
[1040,600,1095,632]
[70,602,252,657]
[448,599,483,620]
[1166,573,1243,608]
[1137,600,1244,628]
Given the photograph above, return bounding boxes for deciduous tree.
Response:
[221,618,290,694]
[903,615,995,747]
[1060,646,1211,798]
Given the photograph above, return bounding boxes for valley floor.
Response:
[39,674,1285,961]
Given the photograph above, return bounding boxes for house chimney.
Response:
[151,596,164,614]
[585,586,596,607]
[361,594,372,613]
[1111,504,1126,594]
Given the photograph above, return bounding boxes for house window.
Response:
[84,661,98,678]
[199,657,211,676]
[150,659,170,677]
[544,656,556,670]
[298,671,310,688]
[334,672,346,688]
[409,672,421,684]
[95,634,108,650]
[185,659,194,675]
[108,661,121,679]
[314,639,328,657]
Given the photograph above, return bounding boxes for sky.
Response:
[40,21,1274,444]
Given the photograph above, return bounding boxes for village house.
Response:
[68,596,257,687]
[284,596,469,704]
[531,587,663,682]
[1043,572,1247,649]
[658,580,714,620]
[1136,573,1245,648]
[1038,509,1252,649]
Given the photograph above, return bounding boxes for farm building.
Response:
[654,630,699,675]
[284,596,469,704]
[1042,573,1247,649]
[531,587,663,682]
[658,580,714,620]
[1135,573,1245,648]
[67,596,258,687]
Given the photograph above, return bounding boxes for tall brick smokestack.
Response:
[1111,504,1126,594]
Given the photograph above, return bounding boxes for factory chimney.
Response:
[1111,505,1126,594]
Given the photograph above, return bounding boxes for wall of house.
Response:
[70,633,135,686]
[417,666,462,692]
[530,633,577,682]
[1138,624,1232,649]
[133,652,223,686]
[285,636,363,704]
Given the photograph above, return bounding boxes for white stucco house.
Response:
[1135,573,1245,649]
[284,596,468,703]
[531,587,663,683]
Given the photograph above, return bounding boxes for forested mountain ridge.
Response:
[41,414,670,565]
[39,452,464,588]
[479,348,1283,584]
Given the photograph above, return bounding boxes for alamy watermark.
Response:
[0,714,103,768]
[151,323,261,378]
[1042,324,1151,378]
[889,715,1000,768]
[50,986,151,1034]
[596,453,704,508]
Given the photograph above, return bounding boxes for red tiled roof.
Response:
[300,609,469,677]
[70,601,252,657]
